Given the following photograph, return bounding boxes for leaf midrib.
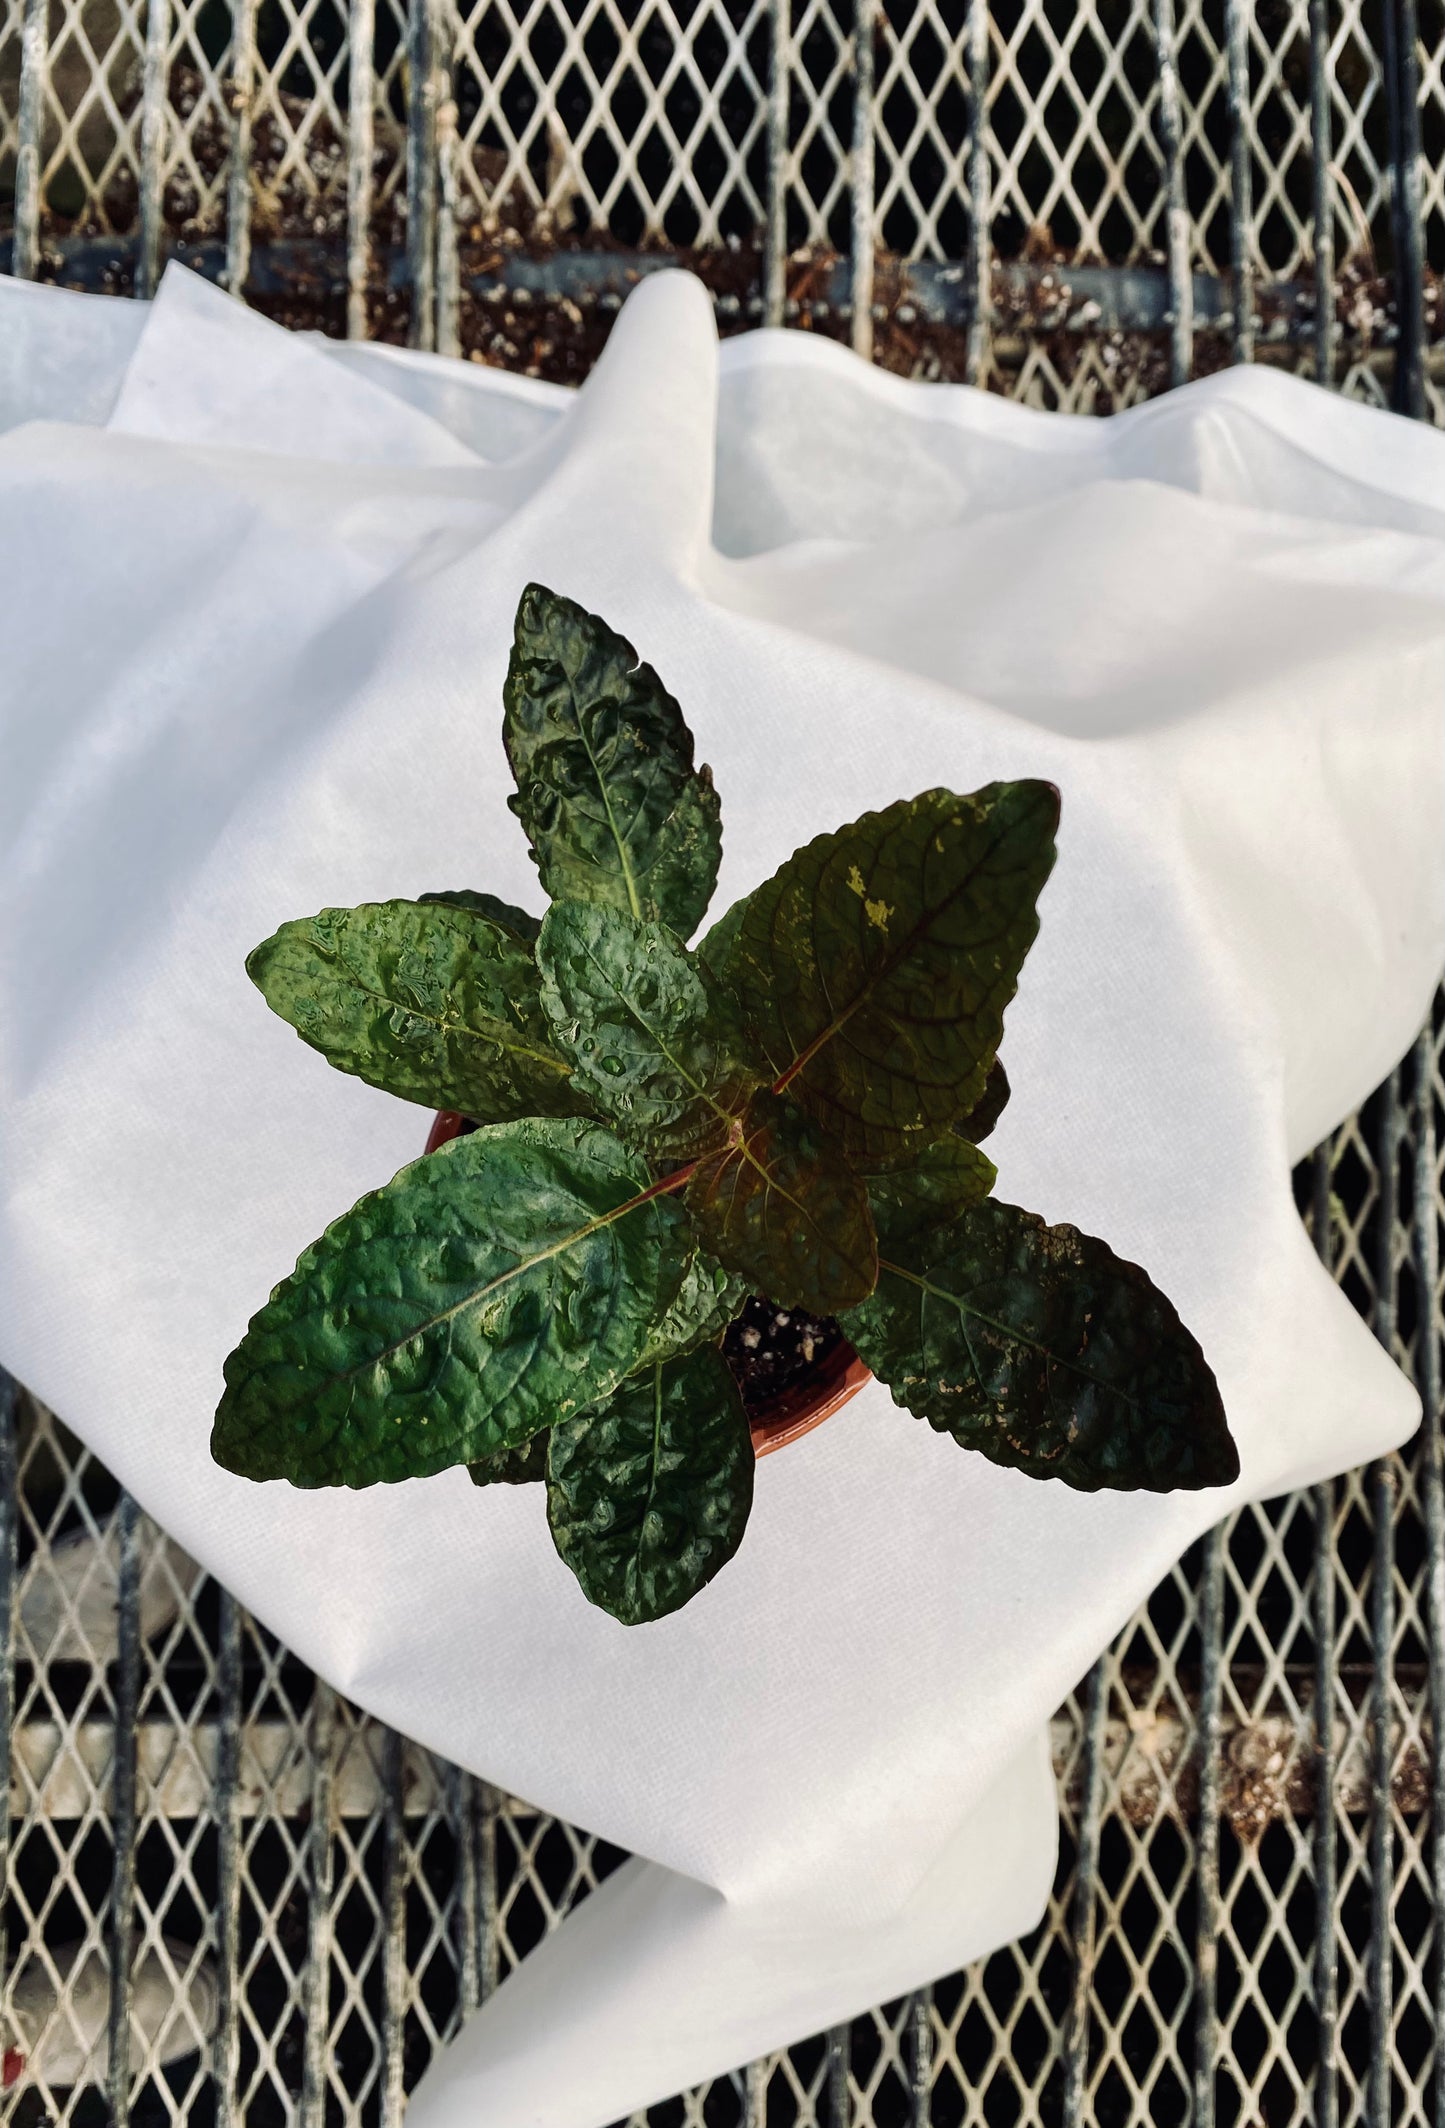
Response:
[773,800,1042,1097]
[344,969,571,1080]
[574,930,743,1138]
[571,685,644,920]
[284,1162,694,1398]
[876,1255,1147,1417]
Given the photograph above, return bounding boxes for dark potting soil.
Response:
[721,1295,846,1418]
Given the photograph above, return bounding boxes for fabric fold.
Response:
[407,1731,1059,2128]
[1,265,1443,2123]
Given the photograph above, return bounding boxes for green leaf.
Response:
[842,1200,1236,1492]
[853,1064,1010,1180]
[865,1135,997,1248]
[246,899,586,1123]
[718,783,1058,1160]
[468,1434,548,1485]
[536,901,758,1159]
[959,1057,1010,1144]
[212,1119,694,1488]
[421,889,541,941]
[503,584,722,937]
[685,1088,877,1315]
[633,1249,750,1372]
[695,891,748,983]
[546,1348,754,1624]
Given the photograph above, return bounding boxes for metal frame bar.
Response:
[964,0,990,387]
[136,0,171,301]
[1306,0,1335,389]
[11,0,48,282]
[1381,0,1427,419]
[223,0,258,296]
[107,1492,142,2120]
[1414,1021,1445,2128]
[213,1592,243,2128]
[849,0,875,361]
[0,1371,16,2011]
[1152,0,1193,387]
[405,0,440,353]
[765,0,790,329]
[1368,1071,1403,2126]
[300,1683,338,2128]
[1223,0,1254,364]
[1062,1657,1107,2127]
[1310,1145,1341,2128]
[1193,1529,1225,2126]
[345,0,376,342]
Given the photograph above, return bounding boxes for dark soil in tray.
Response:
[721,1295,846,1418]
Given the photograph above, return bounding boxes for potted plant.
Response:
[213,586,1237,1624]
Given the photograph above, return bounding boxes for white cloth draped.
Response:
[1,263,1443,2123]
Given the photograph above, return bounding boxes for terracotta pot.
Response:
[424,1110,872,1456]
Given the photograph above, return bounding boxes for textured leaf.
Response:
[536,901,758,1159]
[865,1135,997,1248]
[854,1063,1010,1179]
[843,1200,1236,1491]
[685,1089,877,1315]
[718,783,1058,1159]
[633,1249,750,1372]
[468,1434,547,1485]
[212,1120,693,1488]
[959,1057,1010,1144]
[246,899,585,1122]
[695,891,749,983]
[503,584,722,936]
[546,1348,754,1624]
[421,888,541,941]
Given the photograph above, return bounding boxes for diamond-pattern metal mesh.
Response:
[4,0,1445,2120]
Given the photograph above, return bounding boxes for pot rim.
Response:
[424,1109,873,1457]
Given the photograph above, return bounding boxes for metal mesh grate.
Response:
[3,1,1445,2121]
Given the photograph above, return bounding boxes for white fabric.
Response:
[1,261,1443,2125]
